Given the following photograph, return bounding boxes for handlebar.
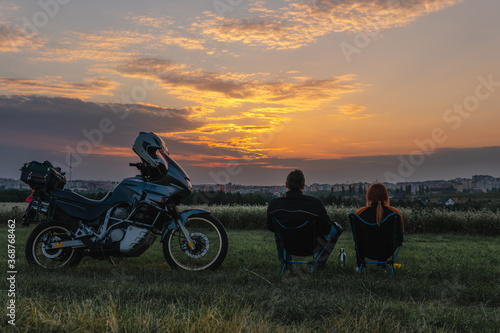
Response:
[129,162,142,169]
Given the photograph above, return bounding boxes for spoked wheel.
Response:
[163,215,228,271]
[25,223,82,269]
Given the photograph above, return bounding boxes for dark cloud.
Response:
[0,95,249,179]
[0,95,204,166]
[0,95,201,143]
[0,77,118,98]
[116,57,182,76]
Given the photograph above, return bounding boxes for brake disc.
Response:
[180,232,210,258]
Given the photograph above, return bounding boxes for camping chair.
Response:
[270,209,329,276]
[349,212,404,278]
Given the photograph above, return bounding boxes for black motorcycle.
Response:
[21,132,228,271]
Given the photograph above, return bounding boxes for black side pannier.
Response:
[20,160,66,190]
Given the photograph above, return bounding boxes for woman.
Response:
[354,182,404,269]
[356,182,404,231]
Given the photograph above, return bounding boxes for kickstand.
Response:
[108,257,116,266]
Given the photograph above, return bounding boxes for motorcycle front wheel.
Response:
[25,223,83,269]
[163,214,228,271]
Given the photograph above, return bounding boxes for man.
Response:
[267,169,342,266]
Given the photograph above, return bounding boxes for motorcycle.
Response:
[20,132,228,271]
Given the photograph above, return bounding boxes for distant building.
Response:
[390,194,409,202]
[462,179,473,192]
[473,175,500,192]
[438,197,455,206]
[2,173,500,195]
[0,178,30,190]
[451,182,464,192]
[417,197,430,205]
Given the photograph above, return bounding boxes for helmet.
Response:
[132,132,169,167]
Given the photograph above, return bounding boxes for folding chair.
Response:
[349,212,404,278]
[270,209,329,276]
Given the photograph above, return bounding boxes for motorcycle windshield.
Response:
[161,151,190,181]
[159,139,169,156]
[156,149,169,172]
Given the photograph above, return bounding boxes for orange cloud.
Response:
[349,114,374,120]
[0,25,44,53]
[338,104,366,115]
[81,146,136,158]
[129,16,175,28]
[0,76,119,98]
[117,57,363,108]
[33,19,205,63]
[162,33,205,50]
[32,30,151,63]
[159,127,269,157]
[114,57,365,159]
[195,0,463,49]
[262,164,299,169]
[332,104,374,120]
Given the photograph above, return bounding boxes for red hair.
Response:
[366,182,390,226]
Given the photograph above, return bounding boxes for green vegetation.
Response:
[0,203,26,225]
[1,227,499,332]
[187,205,500,236]
[0,190,32,203]
[4,188,499,209]
[2,203,500,236]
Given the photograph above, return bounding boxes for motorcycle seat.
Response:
[49,189,113,207]
[47,189,119,221]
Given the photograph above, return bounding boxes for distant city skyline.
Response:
[1,1,499,185]
[3,174,499,193]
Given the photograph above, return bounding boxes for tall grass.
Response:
[182,204,500,236]
[0,202,27,224]
[1,227,499,332]
[2,203,499,235]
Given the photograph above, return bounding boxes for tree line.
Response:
[1,189,498,211]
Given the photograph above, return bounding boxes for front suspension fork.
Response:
[169,205,196,250]
[177,221,196,250]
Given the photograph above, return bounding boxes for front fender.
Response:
[161,208,211,242]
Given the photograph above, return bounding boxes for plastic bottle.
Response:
[338,248,346,268]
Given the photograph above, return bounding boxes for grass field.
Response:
[1,224,499,332]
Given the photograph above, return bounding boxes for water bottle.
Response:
[338,248,346,268]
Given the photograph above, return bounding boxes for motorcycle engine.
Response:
[117,225,156,256]
[103,205,156,256]
[109,228,126,242]
[111,206,129,220]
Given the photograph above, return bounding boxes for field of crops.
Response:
[1,203,500,236]
[203,204,500,235]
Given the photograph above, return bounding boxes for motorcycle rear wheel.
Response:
[25,223,83,269]
[163,214,228,271]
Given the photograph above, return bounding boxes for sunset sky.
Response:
[1,0,499,185]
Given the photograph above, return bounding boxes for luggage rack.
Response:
[20,160,66,191]
[20,160,65,225]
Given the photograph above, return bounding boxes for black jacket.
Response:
[266,190,332,235]
[356,203,405,231]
